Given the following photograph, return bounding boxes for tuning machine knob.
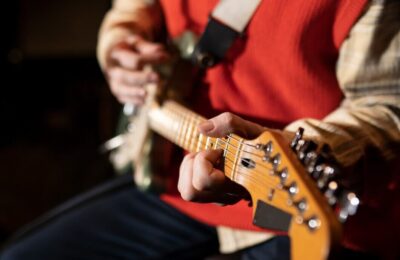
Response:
[306,216,321,231]
[324,181,340,206]
[338,192,360,222]
[280,181,298,196]
[291,128,304,150]
[296,140,318,162]
[288,198,308,213]
[276,167,288,184]
[317,165,338,189]
[257,141,273,162]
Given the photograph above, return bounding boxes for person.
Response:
[1,0,399,259]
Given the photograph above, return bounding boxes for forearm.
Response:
[285,1,400,168]
[285,104,400,167]
[97,0,163,69]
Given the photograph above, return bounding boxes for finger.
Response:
[192,150,225,191]
[115,95,146,106]
[110,48,142,70]
[135,40,170,64]
[108,67,159,86]
[198,112,264,139]
[178,153,198,201]
[109,80,147,97]
[178,153,225,202]
[178,154,243,204]
[109,81,147,105]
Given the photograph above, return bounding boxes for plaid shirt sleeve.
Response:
[285,0,400,168]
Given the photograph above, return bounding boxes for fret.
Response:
[170,104,183,146]
[215,138,220,150]
[166,109,178,141]
[205,136,211,150]
[230,135,243,181]
[197,133,204,152]
[194,116,203,151]
[172,113,181,144]
[186,112,195,150]
[185,112,195,150]
[177,109,187,148]
[188,115,198,152]
[223,135,231,157]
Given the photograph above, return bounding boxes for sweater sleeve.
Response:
[284,1,400,168]
[96,0,163,70]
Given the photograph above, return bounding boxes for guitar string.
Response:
[177,132,321,205]
[223,161,307,210]
[159,105,304,183]
[163,104,283,162]
[178,139,327,210]
[221,151,305,199]
[168,114,313,198]
[157,106,328,208]
[177,130,271,162]
[179,134,284,175]
[169,112,282,163]
[223,160,330,215]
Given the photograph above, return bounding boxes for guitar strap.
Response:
[192,0,262,68]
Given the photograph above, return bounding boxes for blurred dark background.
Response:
[0,0,120,244]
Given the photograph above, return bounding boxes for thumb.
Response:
[198,113,265,139]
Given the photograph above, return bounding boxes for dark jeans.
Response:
[0,175,290,260]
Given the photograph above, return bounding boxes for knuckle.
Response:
[221,112,235,126]
[180,188,195,201]
[192,174,207,191]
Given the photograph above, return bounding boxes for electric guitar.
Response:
[102,31,360,257]
[110,89,359,259]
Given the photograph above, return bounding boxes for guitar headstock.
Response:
[290,128,360,223]
[224,128,360,260]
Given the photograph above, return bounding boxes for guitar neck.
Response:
[148,100,243,181]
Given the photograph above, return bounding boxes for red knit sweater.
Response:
[158,0,367,240]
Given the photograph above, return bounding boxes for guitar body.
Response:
[110,43,198,191]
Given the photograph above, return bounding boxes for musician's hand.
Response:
[178,112,265,204]
[105,35,169,105]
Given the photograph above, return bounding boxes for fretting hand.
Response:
[178,112,266,205]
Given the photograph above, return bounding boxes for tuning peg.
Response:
[296,140,318,162]
[291,127,304,150]
[338,192,360,222]
[258,141,273,162]
[270,153,281,170]
[290,198,308,213]
[304,152,324,174]
[310,163,324,179]
[281,181,298,196]
[276,167,289,184]
[317,165,338,189]
[306,215,321,231]
[324,181,339,206]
